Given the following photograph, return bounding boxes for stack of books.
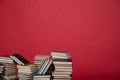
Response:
[17,64,37,80]
[34,55,53,80]
[0,56,17,80]
[51,51,72,80]
[10,54,37,80]
[2,63,17,80]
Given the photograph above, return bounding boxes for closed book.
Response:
[52,74,71,77]
[53,71,72,75]
[10,54,30,65]
[35,55,50,60]
[53,59,72,62]
[17,64,36,69]
[51,51,70,56]
[53,76,71,79]
[34,74,51,78]
[53,62,72,65]
[3,75,17,80]
[55,68,72,72]
[54,66,72,69]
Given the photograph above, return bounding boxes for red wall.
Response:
[0,0,120,80]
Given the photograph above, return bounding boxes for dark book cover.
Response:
[10,53,30,65]
[53,59,72,62]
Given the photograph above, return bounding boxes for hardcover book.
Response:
[10,54,30,65]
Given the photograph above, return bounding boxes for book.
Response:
[51,51,70,59]
[55,68,72,72]
[2,74,17,80]
[52,71,72,75]
[10,54,30,65]
[34,74,51,80]
[53,61,72,65]
[17,64,36,69]
[52,74,71,77]
[34,74,51,78]
[53,59,72,62]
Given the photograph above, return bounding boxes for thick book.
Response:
[52,74,71,77]
[10,54,30,65]
[53,61,72,65]
[34,74,51,78]
[51,51,70,58]
[2,75,17,80]
[17,64,36,69]
[34,73,51,80]
[52,71,72,75]
[53,59,72,62]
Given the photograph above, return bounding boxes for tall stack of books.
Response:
[17,64,37,80]
[34,55,53,80]
[0,57,17,80]
[51,51,73,80]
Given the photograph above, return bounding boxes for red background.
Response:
[0,0,120,80]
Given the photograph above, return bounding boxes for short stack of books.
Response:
[51,51,72,80]
[0,57,17,80]
[17,64,37,80]
[2,63,17,80]
[34,55,53,80]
